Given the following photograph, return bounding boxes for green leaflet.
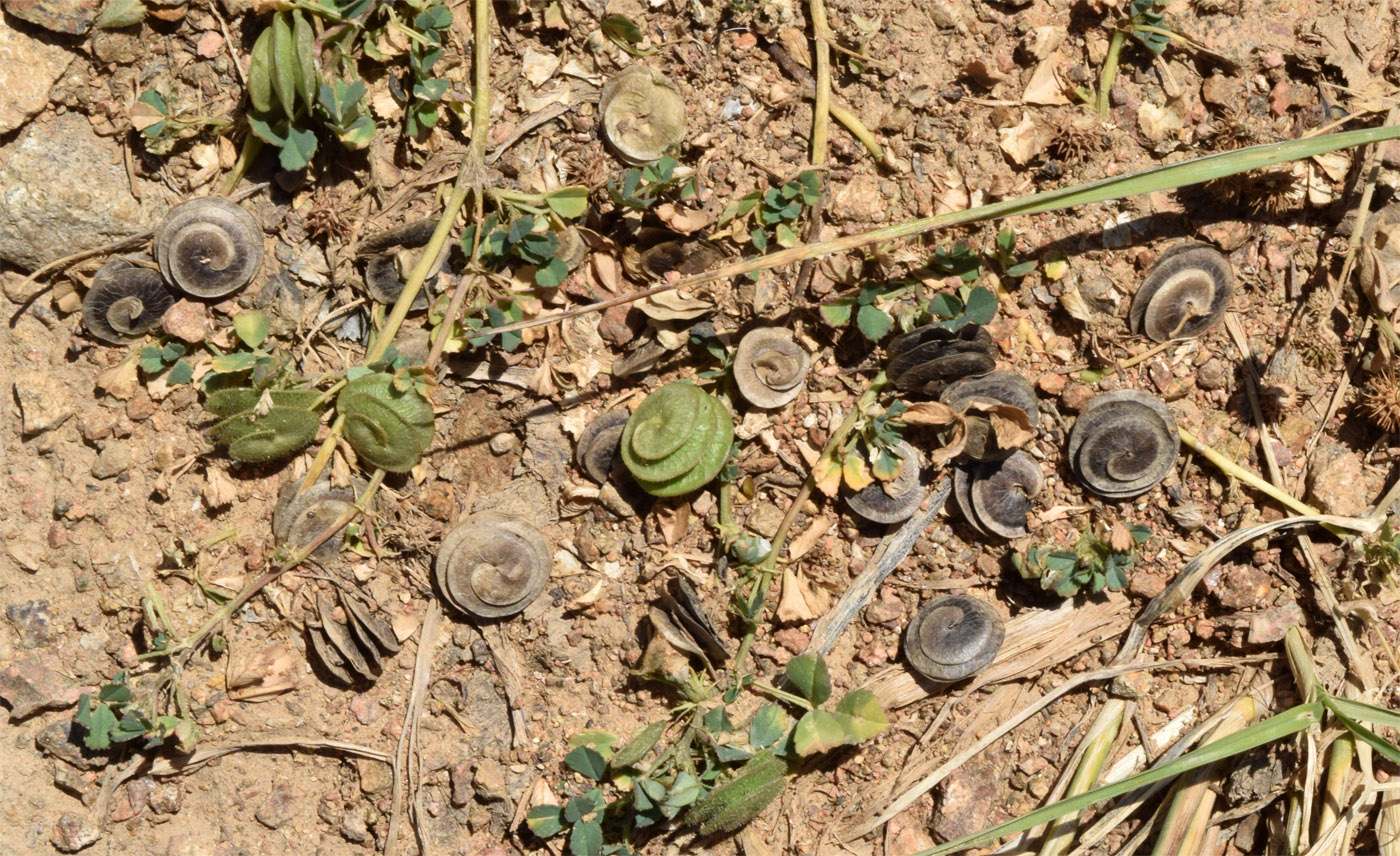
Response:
[271,13,298,119]
[248,27,275,114]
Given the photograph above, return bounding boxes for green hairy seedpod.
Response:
[207,387,327,463]
[337,372,436,473]
[620,380,733,497]
[685,750,789,836]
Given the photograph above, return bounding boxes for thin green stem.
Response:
[749,682,814,710]
[730,372,889,681]
[1096,29,1127,121]
[219,134,264,196]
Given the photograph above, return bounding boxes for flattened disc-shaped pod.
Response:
[156,197,265,298]
[845,441,925,525]
[903,594,1005,683]
[362,252,431,311]
[1129,243,1233,342]
[939,371,1040,461]
[599,64,688,165]
[733,327,810,409]
[273,479,365,558]
[631,240,727,279]
[82,261,176,345]
[435,512,552,619]
[575,409,631,484]
[953,451,1043,539]
[1068,389,1179,498]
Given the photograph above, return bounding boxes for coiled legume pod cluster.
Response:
[336,372,436,473]
[621,380,734,497]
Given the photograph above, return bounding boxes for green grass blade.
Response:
[915,702,1324,856]
[1322,696,1400,766]
[1323,695,1400,732]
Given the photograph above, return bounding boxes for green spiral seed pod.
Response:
[212,407,322,463]
[621,380,733,497]
[337,372,436,473]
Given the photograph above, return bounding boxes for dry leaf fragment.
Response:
[95,357,140,400]
[902,401,961,426]
[776,565,831,624]
[636,289,713,321]
[1137,102,1184,144]
[202,467,238,509]
[226,643,299,701]
[653,498,691,546]
[973,402,1037,450]
[521,47,561,87]
[1023,53,1071,105]
[655,203,711,234]
[813,453,844,497]
[1110,522,1134,553]
[391,610,421,643]
[998,112,1056,166]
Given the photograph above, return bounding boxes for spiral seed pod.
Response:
[903,595,1005,683]
[1129,243,1233,342]
[155,197,264,298]
[1067,389,1179,498]
[952,451,1043,539]
[337,372,436,473]
[599,64,687,165]
[575,409,631,484]
[940,371,1040,461]
[81,260,176,345]
[435,512,552,619]
[212,407,322,463]
[846,441,925,525]
[886,323,996,396]
[621,380,734,497]
[733,328,810,409]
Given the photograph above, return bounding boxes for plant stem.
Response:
[730,372,888,680]
[808,0,831,165]
[1096,29,1127,121]
[219,133,264,196]
[1177,426,1325,520]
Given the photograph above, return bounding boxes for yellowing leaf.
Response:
[842,451,874,492]
[793,710,846,756]
[813,453,843,497]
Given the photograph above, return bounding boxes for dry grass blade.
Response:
[146,735,392,775]
[1039,699,1125,856]
[1150,695,1256,856]
[473,125,1400,340]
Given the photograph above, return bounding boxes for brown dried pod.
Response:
[435,512,552,619]
[356,218,438,256]
[845,441,924,525]
[362,250,432,310]
[733,327,810,409]
[625,239,727,280]
[886,323,996,396]
[575,409,631,484]
[273,479,365,559]
[1129,243,1233,342]
[155,197,264,298]
[305,620,358,686]
[1067,389,1179,499]
[952,450,1043,539]
[1358,205,1400,314]
[81,260,176,345]
[599,64,687,165]
[340,590,403,656]
[317,593,378,679]
[656,577,728,665]
[903,594,1005,683]
[939,371,1039,461]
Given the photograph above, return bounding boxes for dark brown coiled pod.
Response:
[1129,243,1232,342]
[904,595,1004,683]
[81,260,175,344]
[845,441,924,525]
[155,197,264,298]
[940,370,1040,462]
[952,450,1043,539]
[1067,389,1179,499]
[886,323,996,397]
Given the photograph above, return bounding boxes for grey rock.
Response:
[339,810,368,843]
[15,371,75,435]
[51,813,100,852]
[254,784,297,829]
[0,655,80,718]
[2,0,99,34]
[0,14,75,132]
[449,759,473,807]
[148,782,183,814]
[0,112,166,271]
[6,600,57,648]
[90,443,131,479]
[36,721,111,770]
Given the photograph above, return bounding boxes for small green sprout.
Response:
[1015,521,1152,597]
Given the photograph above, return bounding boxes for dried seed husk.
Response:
[81,261,175,345]
[155,197,264,298]
[435,511,552,619]
[575,409,631,484]
[1068,389,1179,498]
[599,64,687,165]
[903,594,1004,683]
[733,327,810,409]
[1129,243,1233,342]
